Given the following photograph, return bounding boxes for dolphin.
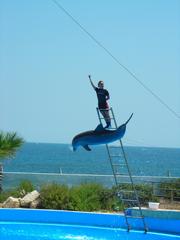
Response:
[72,113,133,151]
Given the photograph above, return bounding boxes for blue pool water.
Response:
[0,209,179,240]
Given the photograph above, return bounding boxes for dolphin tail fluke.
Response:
[125,113,133,125]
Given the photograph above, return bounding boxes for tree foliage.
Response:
[0,131,24,159]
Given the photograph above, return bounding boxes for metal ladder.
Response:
[96,107,148,233]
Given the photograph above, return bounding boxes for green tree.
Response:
[0,132,24,158]
[0,131,24,191]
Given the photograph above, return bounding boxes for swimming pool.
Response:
[0,209,179,240]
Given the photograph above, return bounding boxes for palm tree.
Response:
[0,131,24,191]
[0,132,24,158]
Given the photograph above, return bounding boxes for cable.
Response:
[51,0,180,120]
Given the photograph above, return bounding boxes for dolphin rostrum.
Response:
[72,113,133,151]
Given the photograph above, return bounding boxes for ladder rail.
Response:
[120,140,147,227]
[111,108,147,231]
[96,107,148,233]
[97,107,119,186]
[106,144,119,186]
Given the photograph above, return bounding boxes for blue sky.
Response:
[0,0,180,148]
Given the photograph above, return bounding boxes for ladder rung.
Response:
[98,108,112,111]
[112,163,126,166]
[99,117,115,120]
[110,154,122,157]
[115,173,127,176]
[108,146,120,148]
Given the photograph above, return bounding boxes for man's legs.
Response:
[100,109,111,128]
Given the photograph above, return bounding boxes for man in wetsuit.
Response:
[89,75,111,128]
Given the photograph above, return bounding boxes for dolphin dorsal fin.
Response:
[94,124,104,132]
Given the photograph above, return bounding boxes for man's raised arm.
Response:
[88,75,96,90]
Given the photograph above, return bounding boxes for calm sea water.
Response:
[1,143,180,189]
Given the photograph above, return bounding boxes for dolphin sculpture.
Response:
[72,113,133,151]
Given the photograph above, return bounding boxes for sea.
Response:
[1,143,180,190]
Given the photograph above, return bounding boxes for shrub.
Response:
[69,183,104,211]
[135,184,158,204]
[39,182,123,212]
[17,180,34,197]
[0,190,16,203]
[99,187,124,211]
[0,180,35,202]
[40,183,70,210]
[0,180,163,211]
[113,183,157,206]
[160,179,180,200]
